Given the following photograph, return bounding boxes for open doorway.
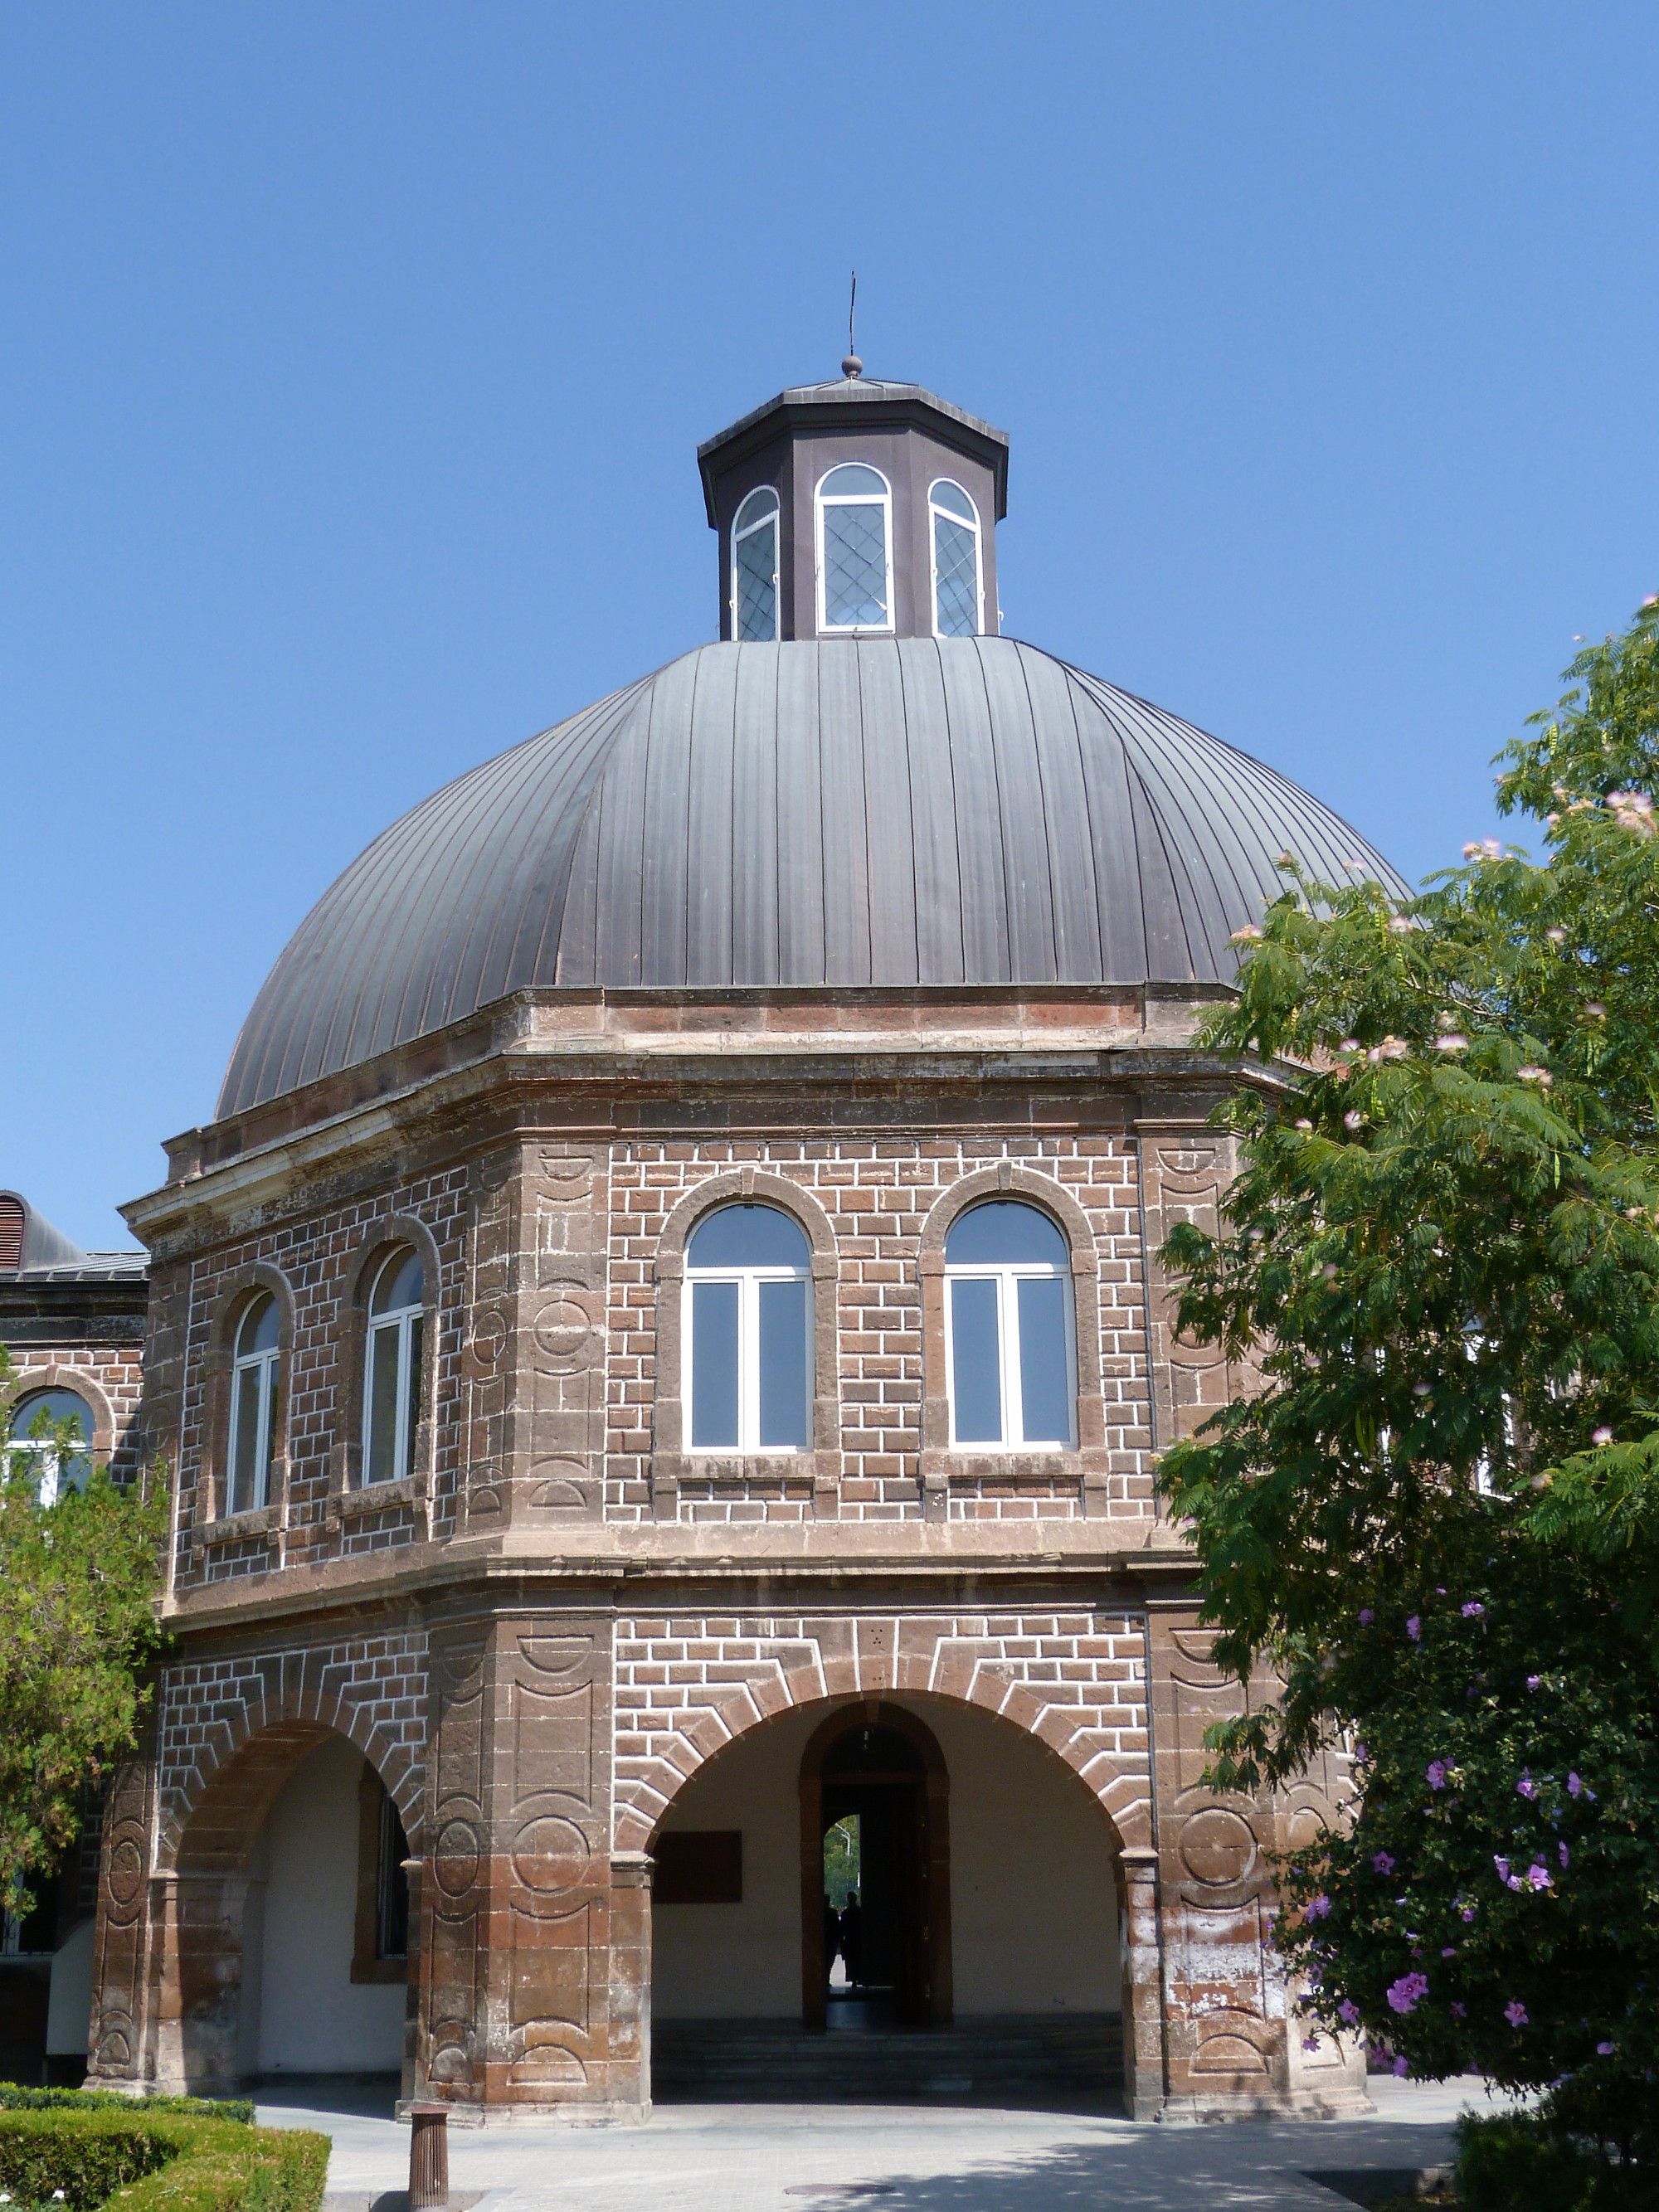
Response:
[800,1705,951,2030]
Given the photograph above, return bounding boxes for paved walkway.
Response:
[260,2076,1519,2211]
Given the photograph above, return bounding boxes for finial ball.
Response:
[841,354,864,379]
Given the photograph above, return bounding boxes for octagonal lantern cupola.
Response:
[698,372,1010,644]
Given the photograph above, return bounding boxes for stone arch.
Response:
[914,1159,1112,1487]
[651,1167,842,1478]
[159,1683,422,1875]
[1,1360,119,1462]
[615,1613,1149,1859]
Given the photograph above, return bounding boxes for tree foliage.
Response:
[0,1351,168,1917]
[1159,600,1659,2179]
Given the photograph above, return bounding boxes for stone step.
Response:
[653,2015,1124,2105]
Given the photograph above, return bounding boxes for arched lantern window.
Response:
[944,1201,1074,1447]
[685,1203,811,1451]
[228,1293,280,1513]
[363,1247,425,1486]
[815,463,893,634]
[732,486,781,642]
[929,479,982,638]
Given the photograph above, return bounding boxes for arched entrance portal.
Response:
[649,1690,1121,2103]
[800,1704,950,2030]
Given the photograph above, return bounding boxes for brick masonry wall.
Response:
[611,1607,1153,1855]
[166,1167,473,1588]
[606,1132,1155,1524]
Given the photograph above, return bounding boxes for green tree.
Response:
[1158,601,1659,2185]
[0,1349,169,1918]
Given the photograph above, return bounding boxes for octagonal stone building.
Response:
[88,371,1395,2122]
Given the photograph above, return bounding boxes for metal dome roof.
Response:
[217,636,1404,1119]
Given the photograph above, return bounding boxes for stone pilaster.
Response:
[419,1610,642,2120]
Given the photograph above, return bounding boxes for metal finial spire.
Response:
[841,271,863,379]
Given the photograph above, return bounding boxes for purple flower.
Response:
[1558,1842,1570,1869]
[1305,1894,1332,1920]
[1526,1675,1543,1689]
[1354,1742,1369,1763]
[1359,1607,1374,1626]
[1527,1863,1552,1891]
[1441,1947,1456,1958]
[1392,2056,1408,2076]
[1426,1761,1447,1790]
[1461,1602,1485,1618]
[1407,1616,1422,1641]
[1338,1999,1360,2025]
[1373,1851,1395,1874]
[1462,1908,1476,1923]
[1506,2000,1529,2028]
[1517,1771,1538,1799]
[1494,1855,1511,1882]
[1567,1772,1595,1800]
[1387,1971,1430,2015]
[1301,2034,1320,2051]
[1451,2001,1467,2019]
[1597,2040,1615,2056]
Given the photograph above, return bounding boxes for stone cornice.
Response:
[159,1518,1199,1636]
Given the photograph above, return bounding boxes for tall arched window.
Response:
[228,1294,280,1513]
[944,1201,1074,1447]
[6,1388,95,1505]
[815,463,893,634]
[364,1247,425,1486]
[732,486,780,642]
[929,479,982,638]
[685,1203,811,1451]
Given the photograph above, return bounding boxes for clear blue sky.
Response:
[7,5,1657,1249]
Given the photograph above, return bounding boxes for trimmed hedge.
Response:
[0,2093,253,2127]
[1457,2110,1652,2211]
[0,2111,328,2212]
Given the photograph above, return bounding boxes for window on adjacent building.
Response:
[944,1201,1074,1448]
[929,479,982,638]
[732,486,781,642]
[5,1387,95,1505]
[227,1293,280,1514]
[364,1247,425,1486]
[816,463,893,634]
[685,1203,811,1451]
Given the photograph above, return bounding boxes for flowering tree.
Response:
[0,1349,168,1917]
[1160,603,1659,2179]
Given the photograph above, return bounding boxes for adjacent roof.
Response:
[0,1191,147,1281]
[216,635,1405,1121]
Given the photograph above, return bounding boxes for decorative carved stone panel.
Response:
[86,1744,157,2082]
[424,1628,488,2089]
[1136,1121,1254,1452]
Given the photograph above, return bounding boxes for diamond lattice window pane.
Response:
[824,501,888,627]
[736,518,777,641]
[933,515,979,636]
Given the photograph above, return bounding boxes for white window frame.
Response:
[363,1251,424,1487]
[684,1248,813,1455]
[227,1306,279,1514]
[731,486,781,643]
[815,463,894,637]
[943,1256,1077,1450]
[928,478,984,639]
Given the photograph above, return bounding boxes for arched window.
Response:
[732,486,781,643]
[363,1247,425,1486]
[685,1203,811,1451]
[6,1387,95,1505]
[228,1293,280,1513]
[929,479,982,638]
[815,464,893,634]
[944,1201,1074,1447]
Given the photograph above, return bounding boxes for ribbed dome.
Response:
[218,636,1404,1118]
